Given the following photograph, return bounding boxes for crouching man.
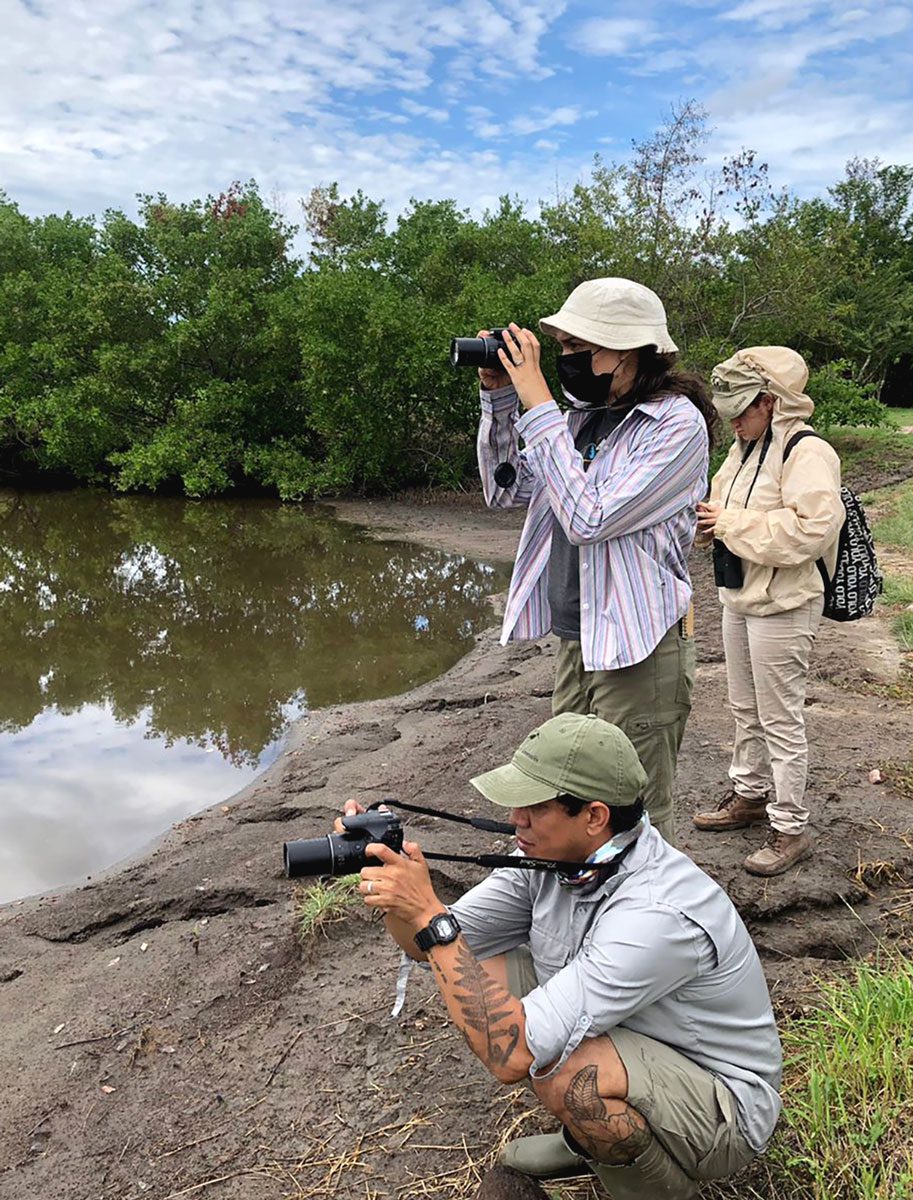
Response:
[349,713,782,1199]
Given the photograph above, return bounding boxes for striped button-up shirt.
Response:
[477,386,708,670]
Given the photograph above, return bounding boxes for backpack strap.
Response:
[783,429,823,463]
[781,429,832,592]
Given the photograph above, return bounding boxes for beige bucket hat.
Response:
[711,346,811,420]
[540,278,678,353]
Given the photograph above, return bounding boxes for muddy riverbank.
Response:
[1,494,911,1200]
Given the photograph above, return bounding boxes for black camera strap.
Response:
[368,798,516,835]
[725,425,773,508]
[368,798,609,873]
[421,848,634,873]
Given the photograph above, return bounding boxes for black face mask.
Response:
[556,350,614,408]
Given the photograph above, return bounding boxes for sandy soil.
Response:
[1,492,912,1200]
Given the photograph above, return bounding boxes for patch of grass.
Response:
[886,408,913,429]
[881,758,913,804]
[293,875,360,940]
[877,576,913,659]
[870,480,913,661]
[830,427,913,491]
[769,953,913,1200]
[894,611,913,652]
[881,576,913,606]
[870,478,913,554]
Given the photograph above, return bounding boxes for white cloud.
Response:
[0,0,565,222]
[463,104,585,140]
[0,0,909,250]
[508,105,584,136]
[401,98,450,123]
[708,87,913,192]
[573,16,659,55]
[721,0,826,28]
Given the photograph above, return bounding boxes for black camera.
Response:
[450,328,510,369]
[283,810,403,879]
[712,539,744,589]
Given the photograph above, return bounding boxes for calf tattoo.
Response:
[564,1065,652,1165]
[431,939,520,1070]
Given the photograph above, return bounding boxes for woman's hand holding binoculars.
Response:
[476,329,512,391]
[497,323,552,412]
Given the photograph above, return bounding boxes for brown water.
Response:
[0,490,509,903]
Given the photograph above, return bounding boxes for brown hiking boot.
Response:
[692,789,769,832]
[744,830,813,876]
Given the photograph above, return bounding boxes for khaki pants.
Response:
[722,596,823,835]
[505,949,756,1195]
[552,623,694,844]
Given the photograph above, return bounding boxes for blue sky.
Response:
[2,0,912,233]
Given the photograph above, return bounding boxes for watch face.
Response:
[434,916,457,940]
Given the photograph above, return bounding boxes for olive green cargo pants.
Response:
[551,621,694,844]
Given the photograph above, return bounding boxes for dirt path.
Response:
[1,497,912,1200]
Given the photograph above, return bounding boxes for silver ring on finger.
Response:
[366,880,375,895]
[513,355,525,366]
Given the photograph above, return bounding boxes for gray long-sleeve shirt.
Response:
[449,824,782,1152]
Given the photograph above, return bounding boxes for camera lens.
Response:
[283,811,403,879]
[283,834,337,878]
[449,331,506,369]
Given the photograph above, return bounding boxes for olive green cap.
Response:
[470,713,647,809]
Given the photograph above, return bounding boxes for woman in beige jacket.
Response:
[692,347,844,876]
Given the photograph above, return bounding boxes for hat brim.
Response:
[712,386,764,420]
[539,311,679,355]
[470,763,560,809]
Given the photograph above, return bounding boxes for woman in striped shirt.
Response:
[476,278,716,844]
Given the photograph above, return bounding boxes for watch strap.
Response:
[414,911,460,953]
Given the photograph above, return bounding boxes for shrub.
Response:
[808,360,889,431]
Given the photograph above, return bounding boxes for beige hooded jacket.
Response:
[708,347,843,616]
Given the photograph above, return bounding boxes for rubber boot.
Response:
[498,1131,589,1180]
[590,1136,698,1199]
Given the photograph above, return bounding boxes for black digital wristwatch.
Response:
[414,911,461,954]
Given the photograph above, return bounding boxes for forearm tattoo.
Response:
[564,1065,652,1165]
[430,938,520,1071]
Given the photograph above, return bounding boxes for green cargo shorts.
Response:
[504,947,755,1183]
[551,621,694,845]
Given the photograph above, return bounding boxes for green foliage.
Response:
[2,123,913,498]
[807,360,889,431]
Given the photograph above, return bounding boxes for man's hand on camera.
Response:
[333,799,365,835]
[359,840,441,934]
[476,330,512,391]
[498,324,552,411]
[333,798,392,835]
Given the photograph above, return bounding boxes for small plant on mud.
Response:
[294,876,360,940]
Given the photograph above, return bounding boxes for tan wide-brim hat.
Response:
[540,277,679,354]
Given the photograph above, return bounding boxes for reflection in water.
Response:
[0,490,509,901]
